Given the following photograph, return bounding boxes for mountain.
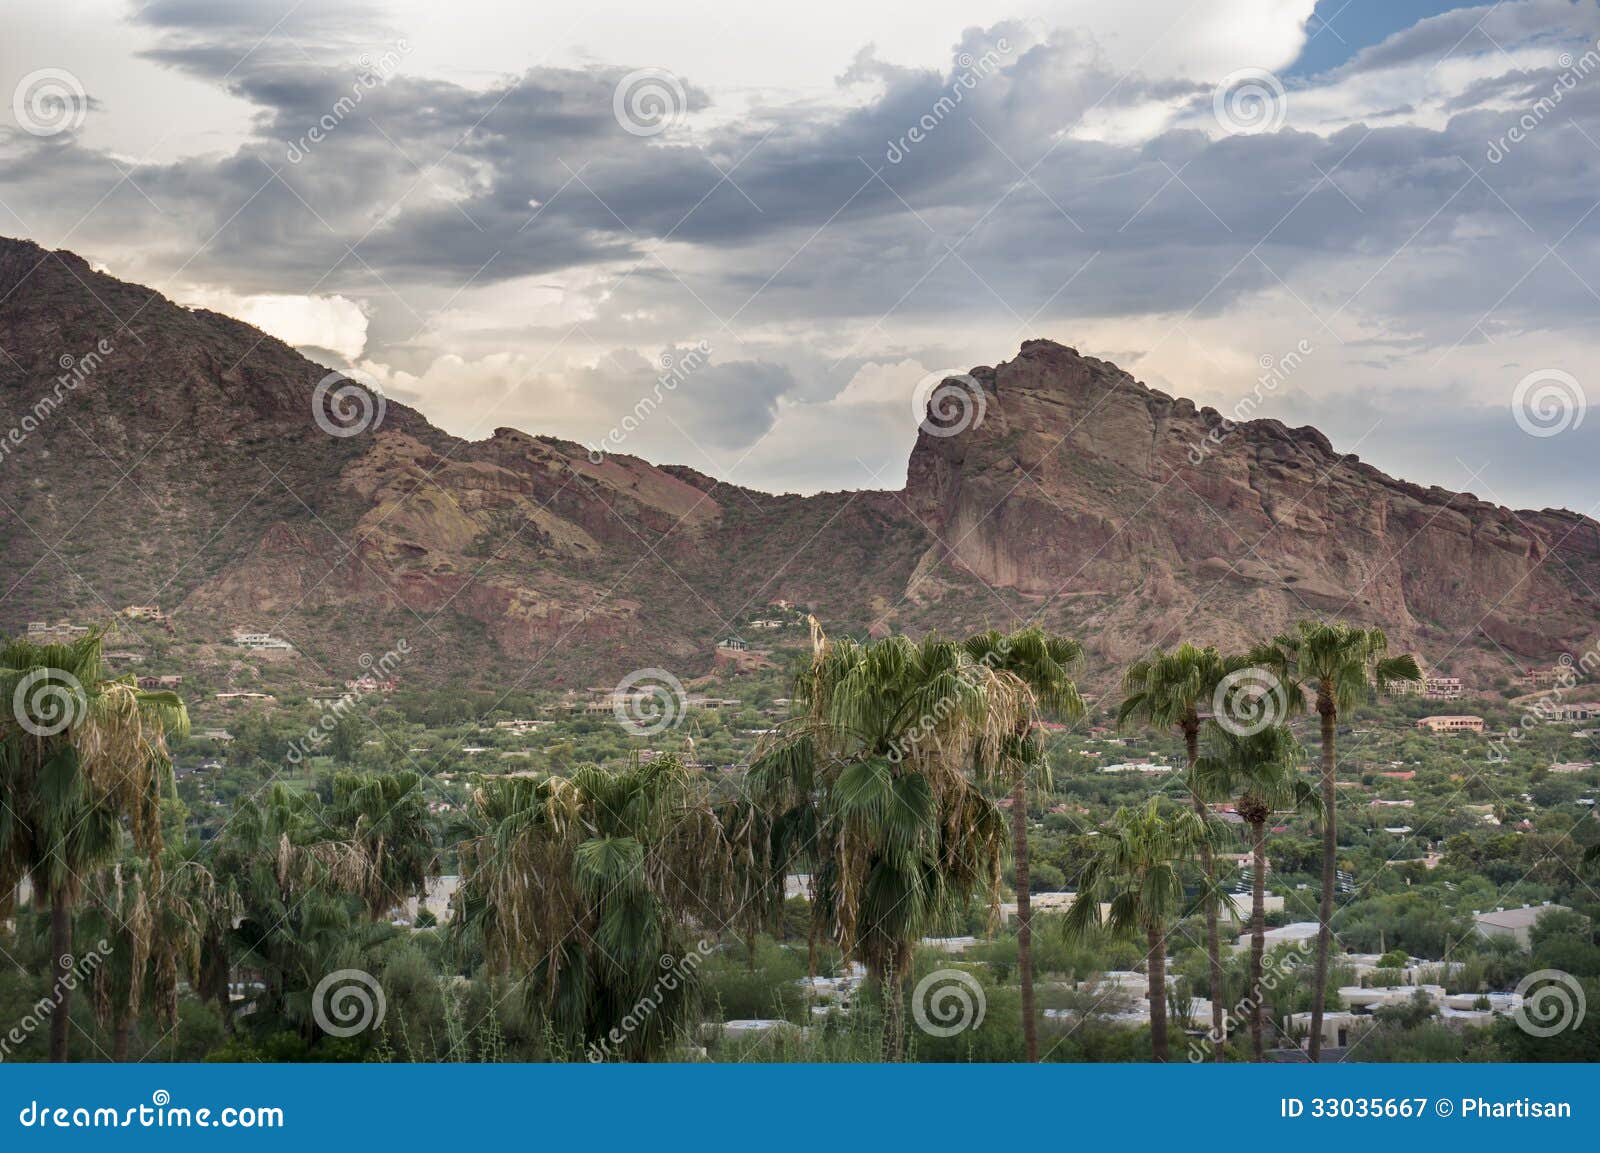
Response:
[3,235,1596,691]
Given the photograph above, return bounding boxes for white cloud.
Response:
[176,288,370,360]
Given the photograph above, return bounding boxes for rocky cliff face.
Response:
[903,339,1600,668]
[2,238,1594,686]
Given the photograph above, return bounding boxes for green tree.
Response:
[1062,798,1210,1062]
[1194,723,1317,1059]
[1248,621,1420,1059]
[749,629,1026,1060]
[80,853,217,1059]
[1117,643,1242,1059]
[207,783,380,1038]
[0,631,188,1061]
[327,769,434,919]
[962,628,1084,1062]
[457,755,763,1060]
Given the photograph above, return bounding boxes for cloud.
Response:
[175,287,370,359]
[2,0,1598,504]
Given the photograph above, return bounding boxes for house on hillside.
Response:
[1473,903,1579,948]
[1416,715,1484,733]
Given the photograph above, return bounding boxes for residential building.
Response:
[1423,676,1464,700]
[26,619,90,643]
[121,605,167,622]
[232,631,294,651]
[1517,666,1568,689]
[1473,903,1578,948]
[1416,715,1484,733]
[716,637,748,651]
[137,674,183,689]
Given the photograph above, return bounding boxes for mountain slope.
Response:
[2,236,1595,688]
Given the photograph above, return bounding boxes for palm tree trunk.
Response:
[1250,818,1267,1062]
[113,1019,130,1061]
[1146,924,1169,1062]
[1309,695,1337,1062]
[879,949,906,1062]
[1011,777,1038,1062]
[49,886,72,1063]
[1184,720,1224,1061]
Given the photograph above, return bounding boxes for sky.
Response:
[1,0,1597,510]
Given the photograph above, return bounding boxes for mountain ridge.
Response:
[3,235,1595,688]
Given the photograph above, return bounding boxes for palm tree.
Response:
[1062,797,1210,1061]
[1248,621,1420,1059]
[457,755,764,1061]
[962,628,1084,1062]
[1116,643,1241,1059]
[207,783,377,1035]
[748,626,1023,1060]
[0,631,188,1061]
[1193,723,1318,1059]
[326,769,435,919]
[81,853,216,1059]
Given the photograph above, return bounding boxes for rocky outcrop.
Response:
[3,238,1595,686]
